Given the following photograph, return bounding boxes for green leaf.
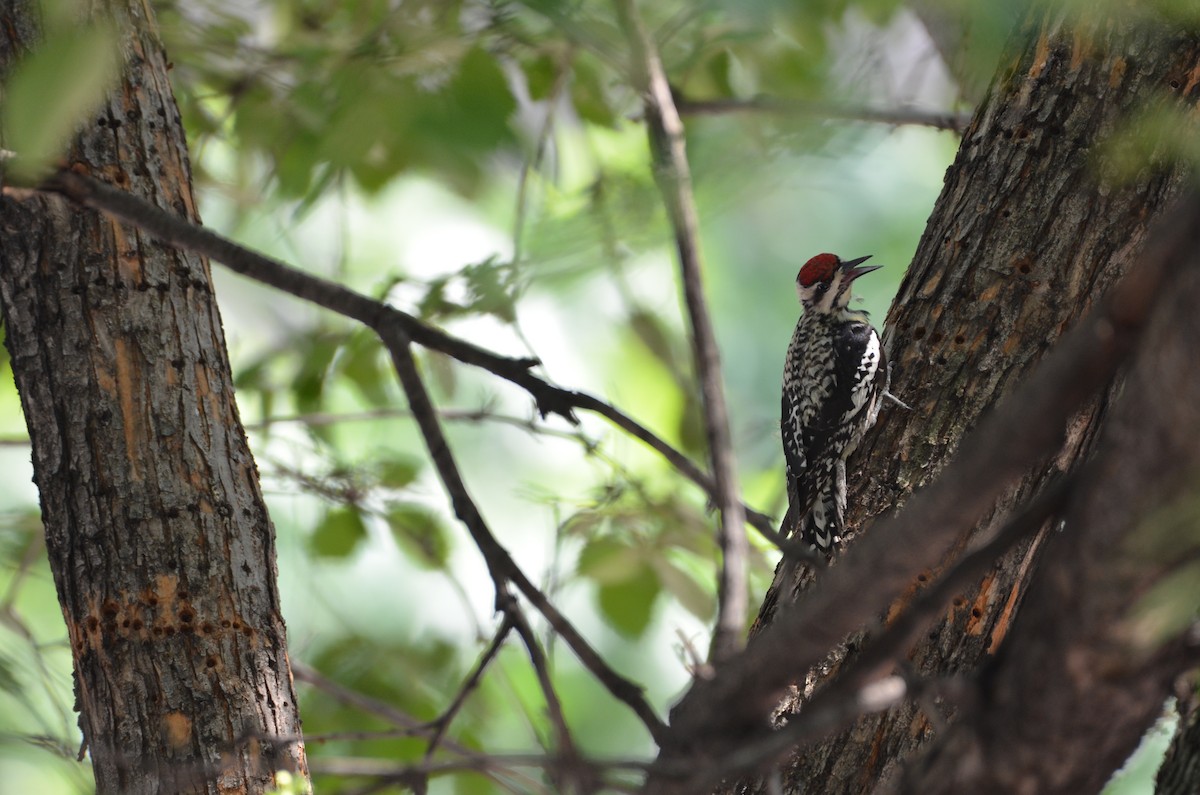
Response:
[0,650,20,695]
[388,504,451,569]
[1130,560,1200,648]
[310,507,368,558]
[293,334,341,414]
[463,257,517,323]
[661,515,716,557]
[453,772,496,795]
[4,23,120,182]
[339,332,390,408]
[571,54,617,128]
[577,537,640,584]
[418,277,461,321]
[233,354,271,392]
[597,564,660,638]
[677,396,708,458]
[628,309,681,368]
[523,52,559,101]
[312,635,460,722]
[705,48,737,98]
[560,510,606,538]
[426,46,516,152]
[320,70,390,168]
[377,456,421,489]
[650,557,715,621]
[275,133,322,198]
[424,350,458,400]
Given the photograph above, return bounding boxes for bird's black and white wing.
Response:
[782,317,885,552]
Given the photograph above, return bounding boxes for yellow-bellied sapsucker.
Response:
[782,253,888,557]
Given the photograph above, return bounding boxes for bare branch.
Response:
[674,95,972,133]
[423,617,515,762]
[614,0,748,665]
[379,331,669,742]
[506,600,597,793]
[31,170,781,546]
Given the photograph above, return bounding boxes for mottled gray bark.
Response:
[0,2,307,793]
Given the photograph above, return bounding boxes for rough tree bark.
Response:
[904,186,1200,792]
[1157,684,1200,795]
[0,2,308,793]
[730,8,1199,794]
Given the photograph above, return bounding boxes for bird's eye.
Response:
[816,283,828,294]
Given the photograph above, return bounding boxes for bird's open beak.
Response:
[841,254,882,282]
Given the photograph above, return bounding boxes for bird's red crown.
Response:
[797,253,840,287]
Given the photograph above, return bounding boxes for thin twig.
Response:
[246,404,584,444]
[291,663,500,760]
[512,48,573,275]
[291,661,430,732]
[508,604,575,755]
[37,171,543,390]
[380,330,670,743]
[507,47,573,368]
[614,0,748,665]
[674,95,973,133]
[309,751,651,780]
[506,598,598,793]
[302,728,429,744]
[32,170,781,546]
[573,392,777,538]
[423,617,515,763]
[291,662,547,794]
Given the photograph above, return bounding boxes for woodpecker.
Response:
[782,253,888,557]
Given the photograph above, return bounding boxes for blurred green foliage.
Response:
[156,0,952,206]
[1,10,118,181]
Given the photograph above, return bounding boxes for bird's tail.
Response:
[799,489,842,558]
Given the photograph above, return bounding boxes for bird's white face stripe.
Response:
[796,268,848,312]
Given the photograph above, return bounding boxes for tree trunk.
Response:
[1157,686,1200,795]
[903,188,1200,791]
[0,2,308,793]
[733,9,1198,794]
